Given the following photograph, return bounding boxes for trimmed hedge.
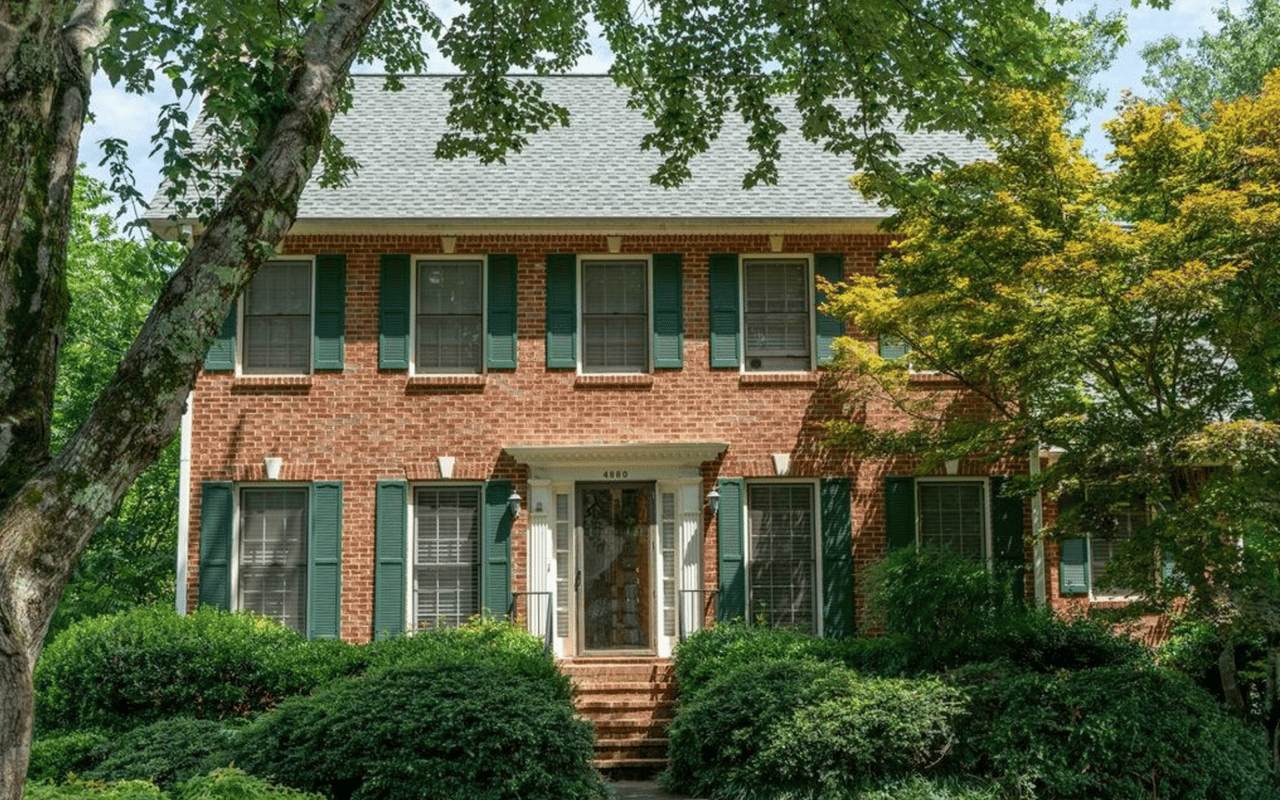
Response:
[34,606,318,733]
[23,781,167,800]
[21,770,323,800]
[665,660,963,800]
[234,660,605,800]
[27,730,111,784]
[82,718,239,790]
[959,665,1275,800]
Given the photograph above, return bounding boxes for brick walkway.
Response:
[610,780,702,799]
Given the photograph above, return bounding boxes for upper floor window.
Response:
[203,255,346,375]
[743,258,811,371]
[416,259,483,374]
[544,253,684,372]
[708,252,844,372]
[243,262,312,374]
[582,259,648,373]
[378,254,517,373]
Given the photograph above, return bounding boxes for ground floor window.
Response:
[414,486,481,628]
[918,481,987,560]
[239,487,308,633]
[747,483,816,633]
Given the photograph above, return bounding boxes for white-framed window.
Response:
[237,486,309,632]
[1087,507,1147,599]
[241,260,313,375]
[917,479,990,561]
[746,481,819,633]
[581,258,649,373]
[414,257,484,374]
[413,485,482,628]
[742,257,812,372]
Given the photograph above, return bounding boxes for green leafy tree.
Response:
[47,174,183,638]
[1142,0,1280,126]
[828,76,1280,762]
[0,0,1122,793]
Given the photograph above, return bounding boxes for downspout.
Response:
[1031,447,1046,607]
[175,391,193,615]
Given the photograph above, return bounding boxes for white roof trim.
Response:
[504,442,728,469]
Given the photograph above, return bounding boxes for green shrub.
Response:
[23,779,166,800]
[959,609,1149,672]
[35,606,322,733]
[857,777,1001,800]
[673,621,909,699]
[665,660,963,800]
[27,730,111,784]
[234,660,605,800]
[82,718,238,790]
[173,767,323,800]
[960,665,1275,800]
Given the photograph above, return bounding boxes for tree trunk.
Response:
[1219,639,1248,716]
[0,1,386,796]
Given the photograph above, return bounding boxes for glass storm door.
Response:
[578,483,654,652]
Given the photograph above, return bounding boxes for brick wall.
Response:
[185,230,1036,640]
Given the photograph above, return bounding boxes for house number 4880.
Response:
[603,470,629,479]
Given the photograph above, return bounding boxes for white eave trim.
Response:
[146,215,890,241]
[504,442,728,469]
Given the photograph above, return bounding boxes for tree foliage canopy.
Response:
[828,70,1280,747]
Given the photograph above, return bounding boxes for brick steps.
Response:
[564,656,675,778]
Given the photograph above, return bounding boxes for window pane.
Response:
[415,487,480,628]
[416,260,483,373]
[748,484,815,633]
[243,262,311,374]
[582,261,647,372]
[239,488,308,633]
[1091,509,1141,596]
[919,482,985,560]
[744,260,809,371]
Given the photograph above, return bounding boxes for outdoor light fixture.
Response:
[706,488,721,517]
[508,490,523,520]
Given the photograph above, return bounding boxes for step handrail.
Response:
[509,590,554,657]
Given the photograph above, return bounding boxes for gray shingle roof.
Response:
[151,75,991,225]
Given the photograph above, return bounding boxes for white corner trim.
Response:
[175,392,193,615]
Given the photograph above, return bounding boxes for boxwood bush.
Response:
[82,718,239,790]
[23,780,167,800]
[665,660,963,800]
[27,730,111,784]
[234,659,605,800]
[34,606,321,733]
[959,665,1275,800]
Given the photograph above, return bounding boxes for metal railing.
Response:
[677,588,719,643]
[509,590,554,657]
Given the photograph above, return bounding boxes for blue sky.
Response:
[79,0,1233,211]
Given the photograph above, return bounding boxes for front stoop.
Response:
[562,656,676,779]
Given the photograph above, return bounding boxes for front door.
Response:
[578,483,654,653]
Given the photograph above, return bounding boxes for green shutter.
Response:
[821,478,854,638]
[990,476,1026,604]
[374,481,407,639]
[308,481,343,639]
[1059,537,1090,595]
[708,254,741,368]
[313,254,346,370]
[814,253,844,366]
[204,306,237,371]
[487,254,518,369]
[652,253,684,368]
[379,254,411,369]
[884,476,916,552]
[879,336,910,360]
[482,481,513,617]
[545,254,577,368]
[198,482,234,610]
[716,478,745,621]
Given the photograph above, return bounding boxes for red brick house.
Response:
[151,75,1125,766]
